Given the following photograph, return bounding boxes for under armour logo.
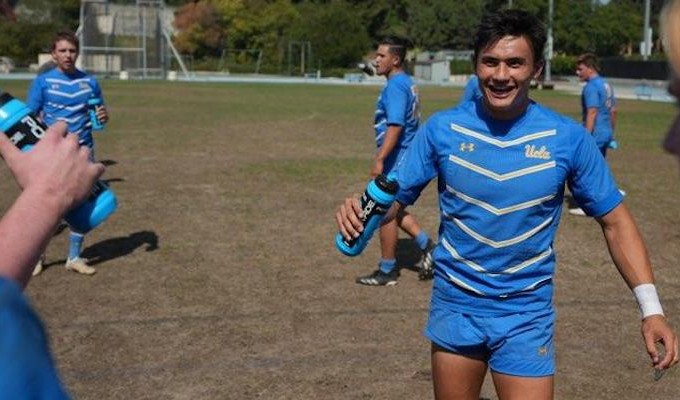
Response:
[459,143,475,152]
[538,346,548,356]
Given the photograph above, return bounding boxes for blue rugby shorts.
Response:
[425,301,555,377]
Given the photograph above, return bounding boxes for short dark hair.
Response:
[379,35,408,66]
[51,31,79,52]
[576,53,599,71]
[473,10,546,66]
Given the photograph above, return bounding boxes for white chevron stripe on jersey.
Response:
[444,271,486,296]
[446,185,555,215]
[449,155,556,181]
[441,238,487,273]
[442,238,553,276]
[53,114,85,124]
[501,247,553,274]
[450,123,556,147]
[445,212,554,248]
[46,102,85,112]
[48,103,86,111]
[45,77,93,86]
[47,88,92,99]
[516,276,552,294]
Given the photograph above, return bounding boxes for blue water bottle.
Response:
[87,95,105,131]
[335,174,399,257]
[0,91,117,233]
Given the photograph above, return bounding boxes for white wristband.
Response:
[633,284,665,319]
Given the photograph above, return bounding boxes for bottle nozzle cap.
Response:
[375,173,399,194]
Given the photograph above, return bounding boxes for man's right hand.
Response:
[0,122,105,213]
[335,196,364,241]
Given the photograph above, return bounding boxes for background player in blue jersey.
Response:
[458,75,482,105]
[337,10,677,399]
[355,36,435,286]
[576,52,617,156]
[570,53,619,216]
[0,122,105,398]
[27,31,109,276]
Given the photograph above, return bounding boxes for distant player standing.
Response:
[27,31,109,276]
[576,53,617,156]
[355,36,435,286]
[570,53,618,216]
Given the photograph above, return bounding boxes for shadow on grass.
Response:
[42,230,159,270]
[81,230,159,266]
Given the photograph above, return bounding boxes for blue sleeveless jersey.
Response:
[395,99,623,315]
[27,68,104,148]
[374,72,420,150]
[581,75,616,146]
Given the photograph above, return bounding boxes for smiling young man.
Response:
[336,10,677,399]
[27,31,109,276]
[354,36,435,286]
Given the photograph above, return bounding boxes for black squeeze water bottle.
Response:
[0,91,117,233]
[335,173,399,257]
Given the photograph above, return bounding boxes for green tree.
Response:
[290,1,371,69]
[0,21,60,66]
[232,0,300,68]
[553,0,642,56]
[0,0,80,67]
[554,0,596,54]
[349,0,410,41]
[590,0,642,56]
[406,0,484,50]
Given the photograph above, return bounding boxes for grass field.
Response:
[0,78,679,400]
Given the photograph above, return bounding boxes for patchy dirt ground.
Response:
[0,81,678,399]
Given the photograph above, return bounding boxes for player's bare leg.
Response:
[491,372,553,400]
[431,343,487,400]
[396,208,420,237]
[379,218,398,260]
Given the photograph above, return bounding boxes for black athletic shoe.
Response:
[417,239,436,281]
[356,269,399,286]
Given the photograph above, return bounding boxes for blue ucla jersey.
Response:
[395,99,623,315]
[581,75,616,146]
[374,72,420,150]
[27,68,104,148]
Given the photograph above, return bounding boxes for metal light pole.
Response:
[544,0,554,87]
[642,0,651,60]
